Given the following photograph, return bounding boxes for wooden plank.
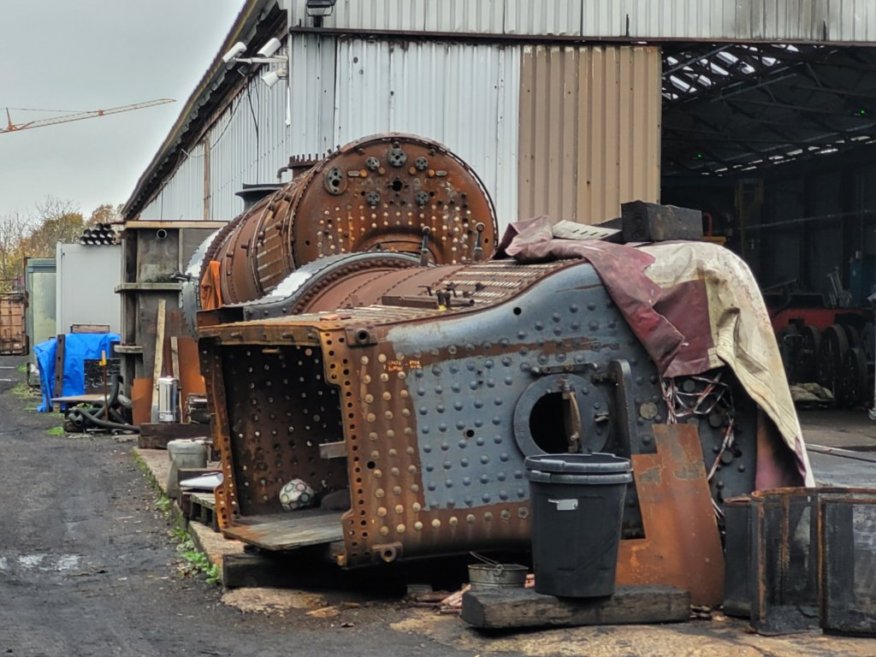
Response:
[319,441,347,460]
[123,220,227,230]
[183,489,219,531]
[189,491,216,510]
[461,585,690,629]
[170,336,180,380]
[53,334,66,399]
[222,511,344,551]
[220,540,361,590]
[113,344,144,354]
[69,324,110,334]
[52,393,106,404]
[114,282,184,293]
[150,299,166,423]
[137,422,209,449]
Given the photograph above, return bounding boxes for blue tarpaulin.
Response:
[34,333,120,412]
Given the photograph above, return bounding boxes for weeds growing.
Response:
[132,451,221,585]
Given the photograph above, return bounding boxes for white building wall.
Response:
[141,36,520,228]
[139,142,206,220]
[55,243,122,335]
[333,40,520,225]
[287,0,875,43]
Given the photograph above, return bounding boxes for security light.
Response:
[257,37,282,58]
[305,0,336,17]
[261,68,287,89]
[222,41,247,64]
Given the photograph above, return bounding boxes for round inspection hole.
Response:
[529,392,572,454]
[513,307,522,316]
[391,179,404,192]
[465,429,475,438]
[366,461,376,469]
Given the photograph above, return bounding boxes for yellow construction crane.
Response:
[1,98,175,135]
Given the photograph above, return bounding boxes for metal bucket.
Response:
[467,563,528,590]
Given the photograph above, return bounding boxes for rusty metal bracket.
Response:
[616,423,725,607]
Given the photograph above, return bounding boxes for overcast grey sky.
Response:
[0,0,245,219]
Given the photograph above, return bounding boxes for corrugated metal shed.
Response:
[146,36,521,227]
[288,0,876,43]
[334,39,520,224]
[518,45,661,224]
[140,143,206,220]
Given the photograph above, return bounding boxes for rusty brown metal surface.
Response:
[0,292,27,355]
[200,256,760,574]
[615,423,725,607]
[820,492,876,636]
[201,133,498,309]
[742,486,876,635]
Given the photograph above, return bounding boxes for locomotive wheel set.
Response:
[776,319,874,407]
[184,134,808,599]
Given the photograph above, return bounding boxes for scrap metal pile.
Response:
[184,133,818,611]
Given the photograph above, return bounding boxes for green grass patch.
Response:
[11,382,38,399]
[46,425,65,437]
[16,363,26,374]
[179,542,221,585]
[155,495,172,514]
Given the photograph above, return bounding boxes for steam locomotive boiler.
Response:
[184,133,498,328]
[198,248,806,571]
[190,136,810,605]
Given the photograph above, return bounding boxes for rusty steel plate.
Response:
[615,423,725,607]
[201,133,497,308]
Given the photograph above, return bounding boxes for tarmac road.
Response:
[2,354,875,657]
[0,356,481,657]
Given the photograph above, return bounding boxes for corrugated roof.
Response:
[662,43,876,176]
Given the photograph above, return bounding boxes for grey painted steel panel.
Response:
[55,244,122,335]
[288,0,876,43]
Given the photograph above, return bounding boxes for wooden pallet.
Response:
[182,491,219,531]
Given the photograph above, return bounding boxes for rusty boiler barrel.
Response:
[199,133,498,310]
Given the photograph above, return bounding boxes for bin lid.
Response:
[524,452,630,475]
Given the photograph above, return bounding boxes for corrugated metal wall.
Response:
[518,45,661,224]
[288,0,876,43]
[144,36,520,226]
[334,40,520,225]
[139,142,206,220]
[139,37,660,229]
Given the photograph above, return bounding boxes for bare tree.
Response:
[88,203,123,225]
[25,196,85,257]
[0,212,35,291]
